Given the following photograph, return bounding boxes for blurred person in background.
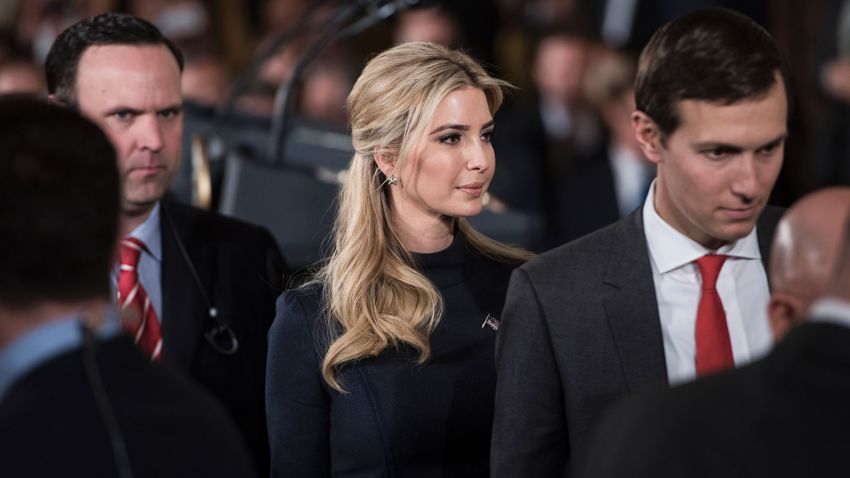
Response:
[394,4,461,47]
[0,55,45,95]
[549,48,654,245]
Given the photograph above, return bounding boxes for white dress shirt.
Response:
[810,298,850,328]
[642,182,774,384]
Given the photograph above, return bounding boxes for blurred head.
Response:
[347,42,508,234]
[0,96,119,311]
[182,54,229,107]
[584,49,637,150]
[768,188,850,340]
[532,32,590,106]
[0,59,46,96]
[394,6,461,47]
[46,13,184,221]
[632,8,789,249]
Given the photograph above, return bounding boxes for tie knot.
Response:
[695,254,727,290]
[120,237,145,268]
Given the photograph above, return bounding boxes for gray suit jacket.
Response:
[491,205,784,477]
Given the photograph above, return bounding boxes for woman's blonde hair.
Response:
[316,42,531,392]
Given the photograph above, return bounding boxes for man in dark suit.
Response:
[492,9,791,476]
[44,13,285,473]
[0,97,256,477]
[579,187,850,478]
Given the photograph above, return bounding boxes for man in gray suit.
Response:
[578,188,850,478]
[491,8,790,477]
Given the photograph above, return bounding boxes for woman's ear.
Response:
[374,153,396,178]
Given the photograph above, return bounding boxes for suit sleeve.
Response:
[492,268,570,477]
[266,292,331,478]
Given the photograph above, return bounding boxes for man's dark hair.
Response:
[0,96,120,309]
[634,8,791,140]
[44,12,184,105]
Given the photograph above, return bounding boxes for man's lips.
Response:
[719,205,758,220]
[129,165,165,176]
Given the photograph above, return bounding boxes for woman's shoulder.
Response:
[271,282,327,342]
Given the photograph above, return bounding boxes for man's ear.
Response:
[767,292,806,341]
[632,111,664,164]
[374,152,396,178]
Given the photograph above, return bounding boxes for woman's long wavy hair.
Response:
[315,42,531,392]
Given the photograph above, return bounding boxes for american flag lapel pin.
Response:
[481,313,499,331]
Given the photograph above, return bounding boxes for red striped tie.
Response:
[694,254,733,376]
[118,237,163,361]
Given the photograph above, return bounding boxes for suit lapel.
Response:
[601,209,669,388]
[160,200,207,370]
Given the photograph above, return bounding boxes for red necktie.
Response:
[118,237,163,361]
[694,254,733,376]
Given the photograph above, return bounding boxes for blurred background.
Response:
[1,0,848,269]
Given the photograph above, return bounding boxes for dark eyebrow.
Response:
[757,133,788,149]
[692,133,787,152]
[104,106,144,116]
[482,120,495,130]
[429,124,470,135]
[103,104,183,116]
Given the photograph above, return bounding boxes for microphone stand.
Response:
[268,0,422,167]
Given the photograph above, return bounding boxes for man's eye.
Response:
[160,108,180,119]
[113,111,132,121]
[759,143,780,155]
[704,148,731,159]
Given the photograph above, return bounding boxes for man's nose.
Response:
[135,115,164,152]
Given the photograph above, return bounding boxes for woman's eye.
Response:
[439,133,461,145]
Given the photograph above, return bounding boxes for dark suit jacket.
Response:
[579,321,850,478]
[491,205,784,477]
[0,334,256,477]
[159,199,285,474]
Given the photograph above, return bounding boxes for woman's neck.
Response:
[392,210,454,253]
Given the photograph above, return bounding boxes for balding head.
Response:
[768,187,850,339]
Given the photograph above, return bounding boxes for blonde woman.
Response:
[266,42,531,477]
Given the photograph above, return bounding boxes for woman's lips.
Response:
[458,183,485,197]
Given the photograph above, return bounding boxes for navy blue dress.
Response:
[266,234,518,477]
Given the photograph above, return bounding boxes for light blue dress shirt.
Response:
[0,306,121,404]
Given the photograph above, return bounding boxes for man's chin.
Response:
[121,198,159,218]
[716,221,757,244]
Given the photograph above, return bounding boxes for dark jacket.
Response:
[0,334,257,477]
[160,198,285,474]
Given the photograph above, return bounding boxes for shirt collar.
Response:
[809,297,850,329]
[643,180,761,275]
[128,202,162,262]
[0,306,122,404]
